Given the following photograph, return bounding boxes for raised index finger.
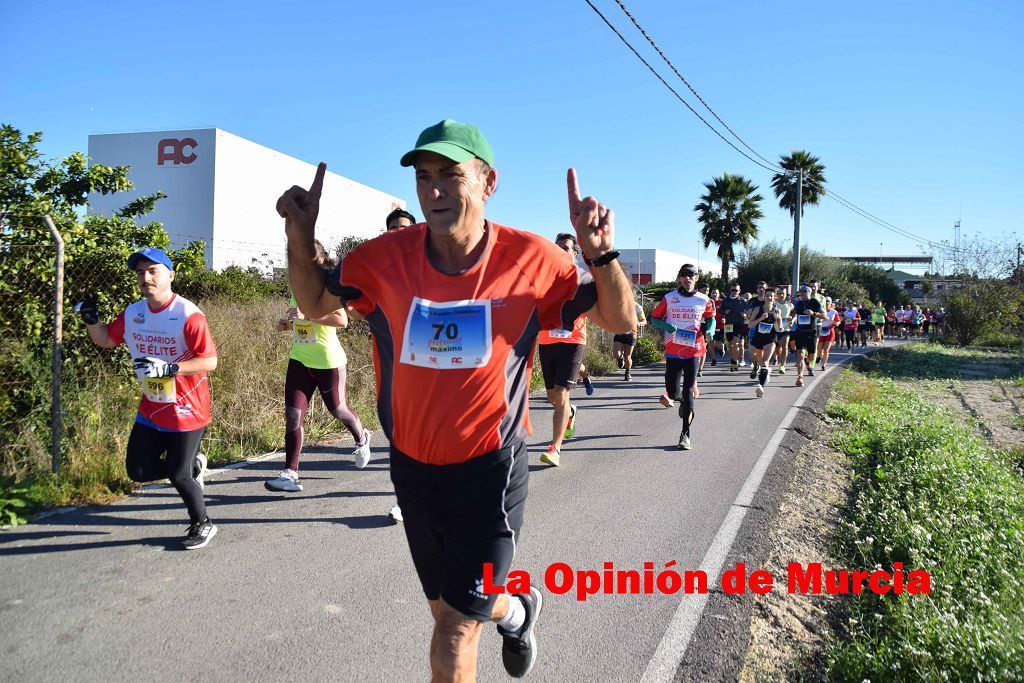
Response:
[567,168,582,209]
[309,162,327,200]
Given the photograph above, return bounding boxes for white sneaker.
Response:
[755,385,764,398]
[194,453,207,490]
[353,430,373,469]
[265,469,302,492]
[388,503,403,524]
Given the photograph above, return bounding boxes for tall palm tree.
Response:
[771,150,826,218]
[694,174,764,282]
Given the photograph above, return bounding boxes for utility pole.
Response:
[637,236,642,285]
[790,169,803,290]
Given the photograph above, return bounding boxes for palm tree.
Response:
[771,150,826,217]
[694,174,764,282]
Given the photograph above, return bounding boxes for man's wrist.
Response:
[583,250,620,268]
[168,363,180,377]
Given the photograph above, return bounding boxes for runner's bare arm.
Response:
[174,356,218,376]
[566,168,635,333]
[278,162,345,318]
[86,322,117,349]
[309,309,348,328]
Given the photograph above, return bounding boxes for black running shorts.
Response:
[539,342,586,390]
[751,332,777,350]
[724,323,745,342]
[794,330,817,354]
[613,332,636,346]
[390,442,528,621]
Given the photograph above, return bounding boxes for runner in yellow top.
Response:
[266,240,371,493]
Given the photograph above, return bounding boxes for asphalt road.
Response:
[0,344,880,682]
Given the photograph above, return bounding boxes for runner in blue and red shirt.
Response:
[76,247,219,550]
[650,264,715,451]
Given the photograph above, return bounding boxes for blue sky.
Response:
[3,0,1021,273]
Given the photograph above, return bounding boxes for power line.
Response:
[803,177,957,253]
[584,0,958,256]
[581,0,784,175]
[611,0,785,172]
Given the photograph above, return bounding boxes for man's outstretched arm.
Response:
[277,162,344,318]
[566,168,635,334]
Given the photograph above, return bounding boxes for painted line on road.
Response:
[641,347,873,683]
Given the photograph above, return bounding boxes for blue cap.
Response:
[127,247,173,272]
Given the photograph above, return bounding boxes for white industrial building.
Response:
[618,248,720,284]
[87,128,407,270]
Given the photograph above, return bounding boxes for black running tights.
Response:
[126,422,206,524]
[285,359,364,471]
[665,357,700,435]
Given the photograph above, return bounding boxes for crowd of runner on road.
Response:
[72,119,933,682]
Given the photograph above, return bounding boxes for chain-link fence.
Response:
[0,220,370,486]
[1,219,141,478]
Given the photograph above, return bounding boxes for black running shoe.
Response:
[806,367,815,377]
[616,356,625,369]
[624,370,631,381]
[498,587,544,678]
[182,519,217,550]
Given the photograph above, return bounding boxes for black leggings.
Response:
[843,328,857,348]
[665,357,700,435]
[126,422,206,524]
[285,358,364,471]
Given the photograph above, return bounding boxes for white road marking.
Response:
[641,348,872,682]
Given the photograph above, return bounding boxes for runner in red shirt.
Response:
[278,119,635,681]
[76,247,219,550]
[536,233,590,467]
[650,264,715,450]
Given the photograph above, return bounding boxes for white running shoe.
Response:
[353,430,373,469]
[755,385,764,398]
[388,503,403,524]
[265,469,302,492]
[194,453,207,490]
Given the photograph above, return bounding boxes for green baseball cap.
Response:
[400,119,495,168]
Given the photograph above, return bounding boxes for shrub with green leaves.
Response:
[0,477,34,527]
[826,366,1024,680]
[632,337,664,366]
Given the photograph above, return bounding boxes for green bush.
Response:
[173,264,289,304]
[582,344,616,377]
[632,337,664,366]
[0,477,33,527]
[825,365,1024,681]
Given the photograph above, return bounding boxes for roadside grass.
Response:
[824,347,1024,680]
[855,341,1024,381]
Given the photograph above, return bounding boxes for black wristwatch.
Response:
[584,250,620,268]
[168,363,180,377]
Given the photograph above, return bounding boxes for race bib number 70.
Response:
[401,297,493,370]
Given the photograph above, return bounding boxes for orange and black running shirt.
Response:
[537,312,587,346]
[327,222,595,465]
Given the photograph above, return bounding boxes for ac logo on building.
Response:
[157,138,198,166]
